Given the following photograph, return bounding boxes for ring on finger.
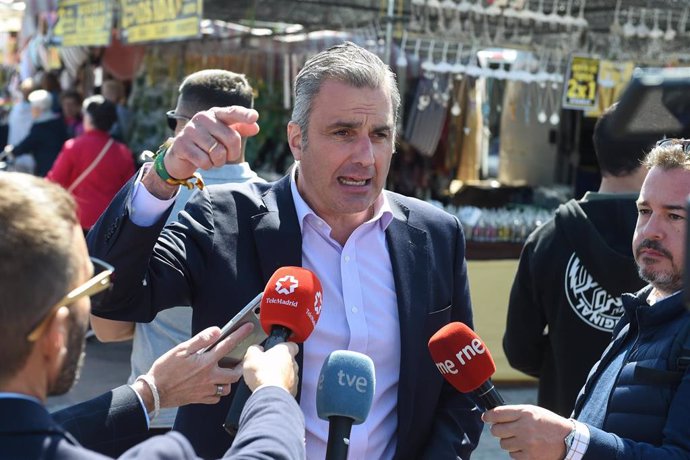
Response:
[215,384,224,396]
[208,140,219,155]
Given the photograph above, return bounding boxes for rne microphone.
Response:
[428,322,504,411]
[316,350,375,460]
[224,266,323,436]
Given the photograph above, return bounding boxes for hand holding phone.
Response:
[200,293,269,367]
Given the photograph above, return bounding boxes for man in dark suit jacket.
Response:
[0,172,305,460]
[88,42,482,459]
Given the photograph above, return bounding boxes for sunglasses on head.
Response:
[655,138,690,154]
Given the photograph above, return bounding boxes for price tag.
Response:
[562,55,600,110]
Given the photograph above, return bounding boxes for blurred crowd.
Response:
[1,70,135,233]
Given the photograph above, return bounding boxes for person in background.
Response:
[503,103,658,416]
[7,77,34,146]
[38,70,63,114]
[485,140,690,459]
[87,41,482,459]
[0,171,305,460]
[102,79,132,144]
[12,89,68,176]
[47,95,135,233]
[90,69,266,436]
[60,89,84,139]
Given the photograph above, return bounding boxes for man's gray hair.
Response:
[291,41,401,146]
[28,89,53,113]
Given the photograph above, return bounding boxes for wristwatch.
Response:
[563,419,577,456]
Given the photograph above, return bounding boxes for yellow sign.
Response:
[54,0,113,47]
[562,55,600,110]
[120,0,202,44]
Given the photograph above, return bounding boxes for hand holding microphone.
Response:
[242,342,300,396]
[316,351,376,460]
[428,322,505,411]
[224,266,323,436]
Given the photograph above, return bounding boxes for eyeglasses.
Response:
[26,257,114,342]
[655,138,690,154]
[166,110,191,131]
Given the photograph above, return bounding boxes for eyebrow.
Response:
[636,201,686,212]
[325,121,393,132]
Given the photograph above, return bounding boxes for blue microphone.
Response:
[316,350,375,460]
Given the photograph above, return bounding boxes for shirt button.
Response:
[344,255,350,262]
[352,306,358,313]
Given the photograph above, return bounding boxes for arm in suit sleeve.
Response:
[502,234,549,378]
[223,386,305,460]
[420,216,484,459]
[86,172,214,323]
[52,385,151,458]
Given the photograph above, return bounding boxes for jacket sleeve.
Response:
[86,171,212,322]
[583,368,690,459]
[223,386,306,460]
[503,235,549,378]
[52,385,150,458]
[419,216,483,459]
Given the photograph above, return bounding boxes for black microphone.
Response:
[224,267,323,437]
[316,351,376,460]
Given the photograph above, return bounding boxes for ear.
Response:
[287,122,303,161]
[40,306,70,365]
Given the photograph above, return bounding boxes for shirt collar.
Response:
[289,162,393,232]
[0,392,42,404]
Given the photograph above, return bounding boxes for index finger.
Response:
[481,406,522,424]
[206,322,254,360]
[214,106,260,133]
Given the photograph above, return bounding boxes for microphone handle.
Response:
[224,325,294,438]
[472,379,504,411]
[325,416,354,460]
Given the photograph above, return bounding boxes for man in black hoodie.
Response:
[503,103,658,416]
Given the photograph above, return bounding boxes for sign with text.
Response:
[54,0,113,47]
[562,55,600,110]
[120,0,202,44]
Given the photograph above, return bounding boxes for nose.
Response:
[639,212,665,241]
[351,135,375,167]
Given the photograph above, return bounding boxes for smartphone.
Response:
[201,293,268,367]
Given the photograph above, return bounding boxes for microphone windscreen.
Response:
[316,350,375,425]
[260,266,323,343]
[428,322,496,393]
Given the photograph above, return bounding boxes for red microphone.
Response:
[428,322,504,411]
[260,266,323,345]
[225,266,323,436]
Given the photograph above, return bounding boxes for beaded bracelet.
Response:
[153,139,205,190]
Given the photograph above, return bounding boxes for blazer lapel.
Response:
[251,175,302,281]
[385,195,430,449]
[250,175,305,400]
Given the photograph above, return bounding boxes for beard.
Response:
[47,312,88,396]
[635,239,683,295]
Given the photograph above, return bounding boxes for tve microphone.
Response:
[316,350,375,460]
[224,266,323,436]
[428,322,504,411]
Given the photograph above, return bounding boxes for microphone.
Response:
[316,350,375,460]
[224,266,323,436]
[428,322,505,411]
